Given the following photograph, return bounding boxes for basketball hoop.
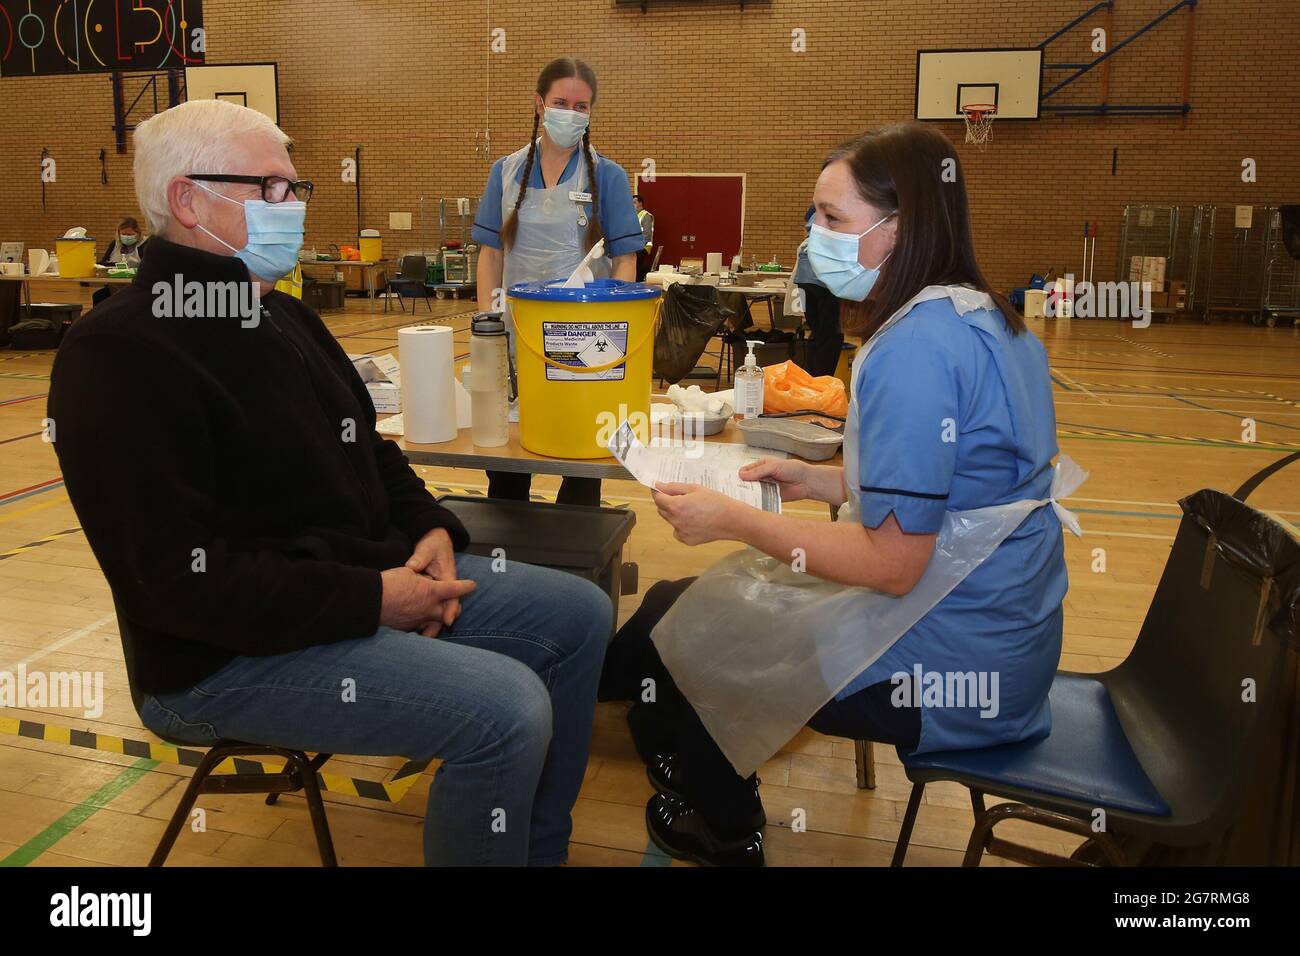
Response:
[961,104,997,149]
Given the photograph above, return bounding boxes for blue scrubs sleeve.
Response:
[472,158,506,250]
[857,336,960,533]
[596,159,646,259]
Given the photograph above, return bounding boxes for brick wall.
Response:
[1,0,1296,291]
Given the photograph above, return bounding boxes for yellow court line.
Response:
[1051,368,1106,404]
[0,494,71,525]
[1074,529,1177,541]
[0,714,430,804]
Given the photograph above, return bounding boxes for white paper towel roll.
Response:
[398,325,458,443]
[706,252,723,274]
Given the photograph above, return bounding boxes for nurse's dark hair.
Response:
[827,123,1024,338]
[500,57,603,253]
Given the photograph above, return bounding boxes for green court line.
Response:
[0,757,157,867]
[640,839,672,867]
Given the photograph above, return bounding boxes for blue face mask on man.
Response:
[194,182,306,282]
[543,107,590,149]
[806,214,894,301]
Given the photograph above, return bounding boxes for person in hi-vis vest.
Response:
[473,57,644,507]
[634,195,655,281]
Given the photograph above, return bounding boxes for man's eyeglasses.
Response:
[188,174,314,204]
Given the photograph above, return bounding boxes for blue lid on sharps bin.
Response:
[507,278,662,302]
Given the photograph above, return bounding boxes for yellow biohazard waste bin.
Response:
[359,229,382,263]
[508,279,661,459]
[55,237,97,278]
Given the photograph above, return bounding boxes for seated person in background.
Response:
[93,217,148,305]
[49,99,611,867]
[605,123,1070,867]
[634,194,654,281]
[99,216,146,267]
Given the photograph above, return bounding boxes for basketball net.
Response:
[962,105,996,150]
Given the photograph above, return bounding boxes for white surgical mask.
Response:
[543,107,590,149]
[806,215,893,301]
[194,183,306,282]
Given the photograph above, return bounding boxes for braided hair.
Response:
[581,127,604,250]
[500,111,540,251]
[500,57,601,253]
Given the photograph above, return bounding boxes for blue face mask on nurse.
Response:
[807,160,898,302]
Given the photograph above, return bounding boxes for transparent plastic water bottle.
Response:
[469,312,509,447]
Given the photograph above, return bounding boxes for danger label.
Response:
[543,321,628,381]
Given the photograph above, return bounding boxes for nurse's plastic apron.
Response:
[650,284,1087,778]
[499,139,610,349]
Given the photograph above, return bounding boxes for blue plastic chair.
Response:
[892,452,1299,866]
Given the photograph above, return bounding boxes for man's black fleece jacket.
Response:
[47,237,470,699]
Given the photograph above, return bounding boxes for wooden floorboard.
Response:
[1,296,1297,866]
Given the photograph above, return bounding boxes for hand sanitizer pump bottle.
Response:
[735,339,765,420]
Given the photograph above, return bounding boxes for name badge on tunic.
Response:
[569,191,592,203]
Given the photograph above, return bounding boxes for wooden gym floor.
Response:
[0,295,1297,867]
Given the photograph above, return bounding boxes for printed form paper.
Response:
[609,421,782,513]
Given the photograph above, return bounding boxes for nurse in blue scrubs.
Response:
[473,57,646,506]
[612,122,1069,866]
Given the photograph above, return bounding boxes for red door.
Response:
[635,174,745,270]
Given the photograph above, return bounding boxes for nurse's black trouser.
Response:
[486,470,602,507]
[604,577,920,837]
[798,281,844,378]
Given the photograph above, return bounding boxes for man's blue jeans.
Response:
[137,553,611,866]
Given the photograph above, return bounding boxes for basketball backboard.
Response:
[184,63,280,124]
[915,48,1043,120]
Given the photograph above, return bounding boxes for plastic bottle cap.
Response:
[472,312,506,335]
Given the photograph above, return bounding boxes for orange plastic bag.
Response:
[339,245,361,261]
[762,360,848,417]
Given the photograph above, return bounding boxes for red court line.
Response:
[0,393,48,408]
[0,477,64,504]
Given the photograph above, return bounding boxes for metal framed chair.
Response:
[112,603,339,866]
[891,451,1300,867]
[384,255,433,314]
[151,739,337,866]
[853,739,876,789]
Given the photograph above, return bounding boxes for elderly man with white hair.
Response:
[47,100,610,867]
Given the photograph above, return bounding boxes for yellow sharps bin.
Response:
[55,237,97,278]
[359,229,382,263]
[508,279,661,459]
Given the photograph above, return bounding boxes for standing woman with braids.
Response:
[472,57,644,506]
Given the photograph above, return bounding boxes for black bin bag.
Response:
[1280,204,1300,260]
[653,283,733,384]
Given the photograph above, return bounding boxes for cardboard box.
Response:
[1149,292,1170,308]
[1166,279,1187,310]
[348,352,402,414]
[366,382,400,414]
[1139,256,1166,290]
